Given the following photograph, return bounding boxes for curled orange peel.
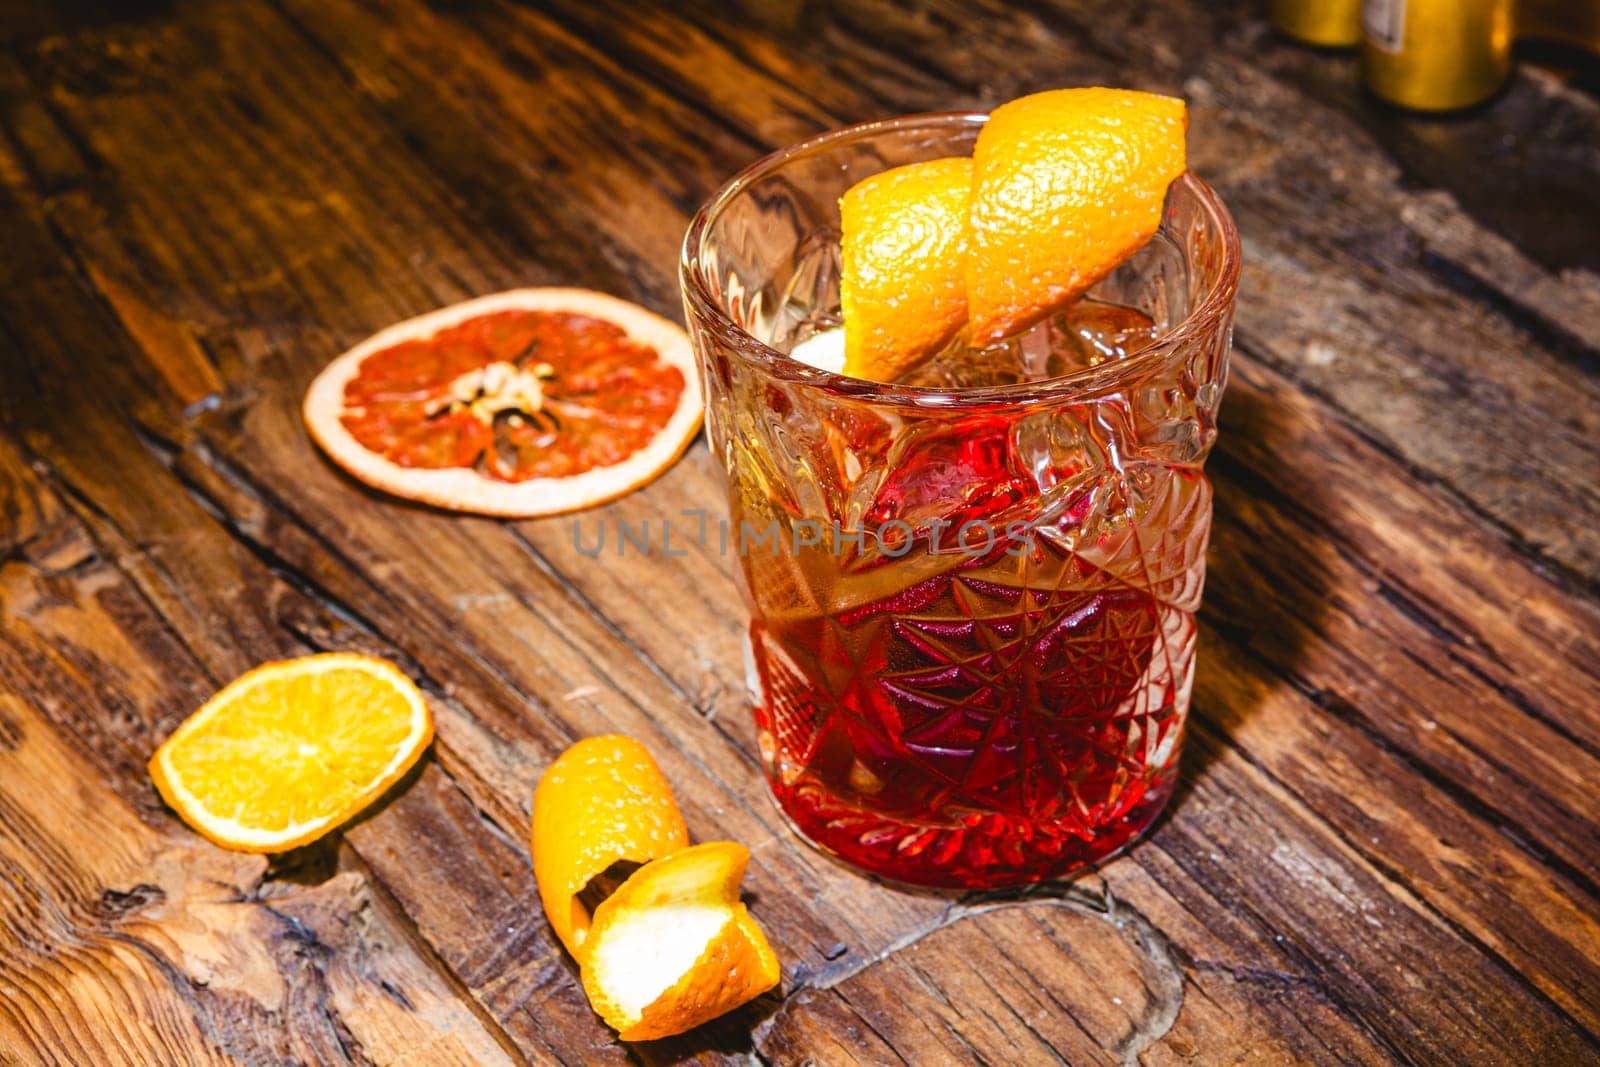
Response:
[530,734,688,958]
[837,86,1188,381]
[581,841,780,1042]
[531,737,781,1042]
[967,87,1187,343]
[840,156,973,382]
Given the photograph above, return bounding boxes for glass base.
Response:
[761,759,1178,891]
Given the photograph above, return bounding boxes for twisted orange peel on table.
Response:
[531,735,780,1041]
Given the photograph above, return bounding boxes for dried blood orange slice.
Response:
[303,289,702,516]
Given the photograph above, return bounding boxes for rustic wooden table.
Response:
[3,1,1598,1064]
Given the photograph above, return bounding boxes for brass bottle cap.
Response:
[1271,0,1363,48]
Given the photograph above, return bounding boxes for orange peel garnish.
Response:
[840,157,973,382]
[580,841,780,1042]
[967,87,1187,343]
[530,734,689,958]
[834,87,1188,379]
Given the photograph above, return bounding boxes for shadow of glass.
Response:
[1160,363,1339,819]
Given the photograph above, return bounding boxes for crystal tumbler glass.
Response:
[681,112,1240,889]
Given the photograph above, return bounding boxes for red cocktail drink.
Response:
[683,114,1239,889]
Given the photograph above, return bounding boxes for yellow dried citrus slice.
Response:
[530,734,689,958]
[148,653,433,853]
[580,841,781,1041]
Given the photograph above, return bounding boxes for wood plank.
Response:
[165,368,1600,1063]
[0,447,520,1067]
[1130,727,1593,1063]
[0,112,624,1056]
[3,0,954,961]
[760,878,1394,1066]
[364,11,1600,1035]
[1233,6,1600,278]
[215,1,1600,1044]
[755,683,1600,1066]
[0,412,616,1059]
[546,0,1600,586]
[0,17,951,1062]
[1,0,1596,1062]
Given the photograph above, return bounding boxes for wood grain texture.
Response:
[1,0,1596,1063]
[0,439,522,1067]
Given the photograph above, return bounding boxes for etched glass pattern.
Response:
[682,114,1240,888]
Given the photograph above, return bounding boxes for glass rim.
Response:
[680,109,1242,409]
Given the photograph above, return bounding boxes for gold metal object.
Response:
[1271,0,1364,46]
[1361,0,1515,110]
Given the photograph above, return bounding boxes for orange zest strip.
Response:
[530,734,690,958]
[580,841,781,1041]
[840,157,973,383]
[967,87,1187,343]
[835,87,1188,380]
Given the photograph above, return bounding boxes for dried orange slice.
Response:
[303,289,702,517]
[581,841,780,1041]
[531,734,689,958]
[967,87,1187,342]
[839,157,972,382]
[149,653,433,853]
